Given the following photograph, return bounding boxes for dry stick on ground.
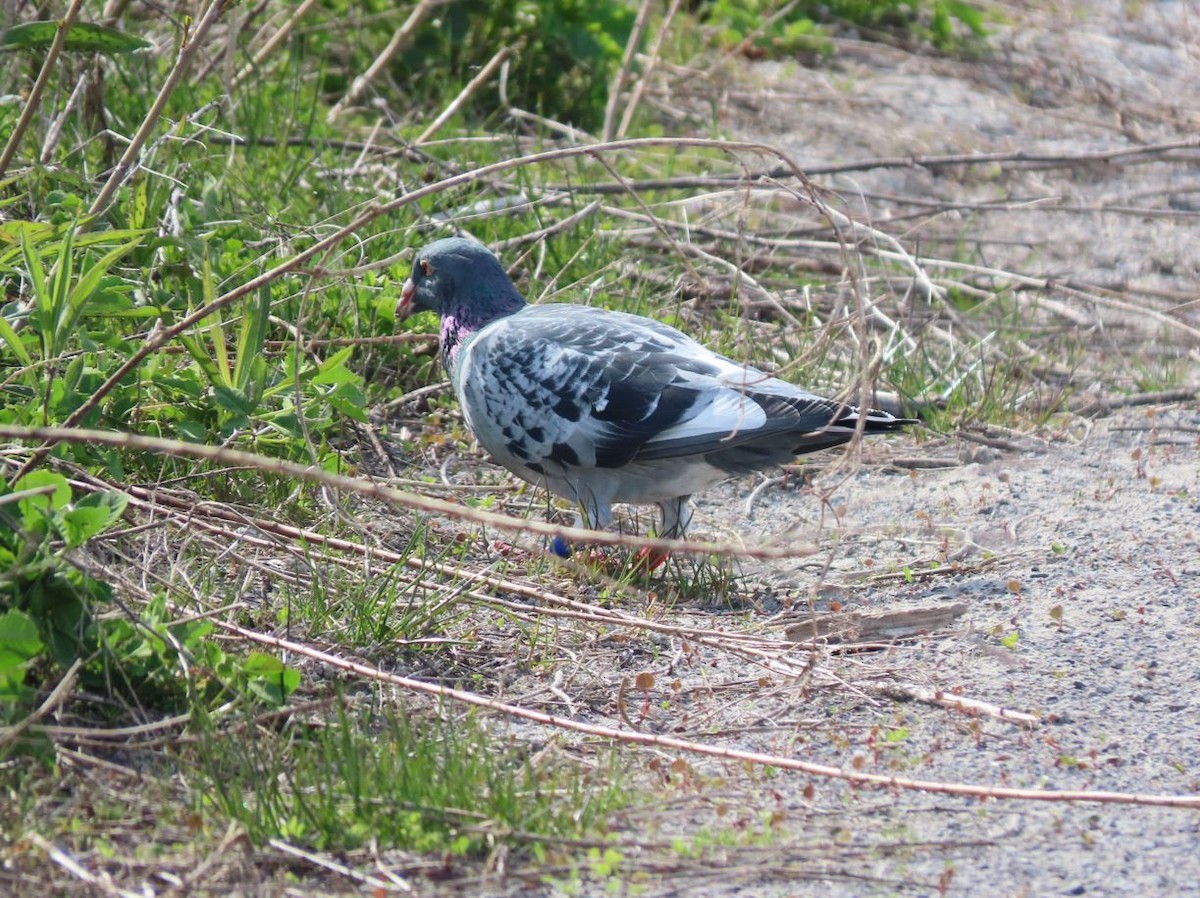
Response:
[26,833,144,898]
[550,139,1200,193]
[75,469,816,669]
[326,0,441,122]
[199,0,258,87]
[499,59,595,142]
[616,0,684,140]
[53,468,1045,733]
[0,0,86,180]
[60,468,1051,728]
[621,207,1198,360]
[100,0,131,25]
[40,71,89,163]
[0,659,84,750]
[8,135,931,483]
[86,0,227,219]
[0,423,815,560]
[413,46,511,146]
[267,839,405,894]
[225,0,320,92]
[602,0,655,142]
[492,200,603,250]
[219,621,1200,809]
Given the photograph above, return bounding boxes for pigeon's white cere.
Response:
[399,237,917,542]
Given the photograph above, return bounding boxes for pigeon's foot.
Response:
[632,547,670,571]
[492,539,535,559]
[546,540,671,578]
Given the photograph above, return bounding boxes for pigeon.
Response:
[398,237,916,550]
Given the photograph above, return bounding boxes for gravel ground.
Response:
[603,3,1200,894]
[678,407,1199,896]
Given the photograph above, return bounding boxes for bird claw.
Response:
[545,538,668,575]
[491,539,516,557]
[634,547,671,571]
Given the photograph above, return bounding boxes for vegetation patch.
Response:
[3,1,1197,895]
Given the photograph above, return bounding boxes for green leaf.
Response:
[58,235,144,342]
[0,308,33,368]
[48,224,75,352]
[18,228,50,345]
[233,285,271,393]
[60,506,112,546]
[0,609,43,670]
[311,346,357,386]
[61,492,127,546]
[0,220,55,247]
[1,21,153,55]
[327,385,368,423]
[240,652,286,676]
[241,652,300,704]
[14,471,72,526]
[213,384,256,417]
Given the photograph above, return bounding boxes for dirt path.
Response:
[676,408,1197,896]
[628,3,1200,894]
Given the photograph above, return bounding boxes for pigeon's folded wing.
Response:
[458,305,849,472]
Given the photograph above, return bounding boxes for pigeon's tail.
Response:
[799,404,919,451]
[840,406,921,435]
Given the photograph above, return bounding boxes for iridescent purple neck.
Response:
[439,314,473,369]
[439,293,523,370]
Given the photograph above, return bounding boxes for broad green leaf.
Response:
[241,652,300,704]
[240,652,286,676]
[59,235,144,341]
[175,419,208,443]
[213,384,256,417]
[0,610,43,664]
[14,471,72,526]
[48,224,75,350]
[177,332,223,384]
[327,383,368,423]
[200,261,232,388]
[0,311,33,368]
[131,176,150,231]
[60,506,113,547]
[311,346,360,386]
[18,228,50,343]
[61,491,128,545]
[0,21,153,55]
[0,220,55,246]
[233,285,270,393]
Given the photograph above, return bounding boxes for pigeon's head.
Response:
[397,237,525,323]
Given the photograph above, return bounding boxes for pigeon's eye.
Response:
[420,259,433,277]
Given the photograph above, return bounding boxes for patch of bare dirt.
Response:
[641,2,1200,894]
[677,407,1198,896]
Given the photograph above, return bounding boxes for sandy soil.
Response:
[653,2,1200,894]
[673,407,1198,896]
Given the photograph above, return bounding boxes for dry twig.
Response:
[219,622,1200,809]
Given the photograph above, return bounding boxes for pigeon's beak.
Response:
[396,278,415,320]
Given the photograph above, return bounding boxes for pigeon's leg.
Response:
[548,493,614,559]
[658,496,693,539]
[636,495,693,570]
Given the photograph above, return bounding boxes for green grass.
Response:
[191,701,627,854]
[8,0,1188,893]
